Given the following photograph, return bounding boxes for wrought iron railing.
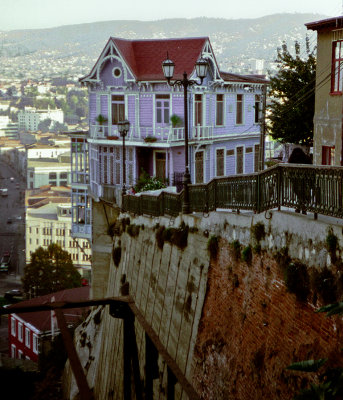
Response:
[122,164,343,220]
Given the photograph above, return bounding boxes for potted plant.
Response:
[144,136,157,143]
[96,114,108,125]
[170,114,183,128]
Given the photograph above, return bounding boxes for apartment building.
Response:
[25,186,91,278]
[18,106,64,131]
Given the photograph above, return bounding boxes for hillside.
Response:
[0,13,326,79]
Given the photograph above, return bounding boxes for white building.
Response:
[18,107,64,132]
[27,159,71,189]
[25,186,91,278]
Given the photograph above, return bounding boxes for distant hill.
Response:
[0,13,327,79]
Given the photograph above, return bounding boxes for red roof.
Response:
[9,286,90,333]
[108,37,208,81]
[306,16,343,31]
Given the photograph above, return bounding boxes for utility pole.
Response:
[259,83,267,171]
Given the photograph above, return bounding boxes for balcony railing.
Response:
[90,124,214,143]
[122,164,343,220]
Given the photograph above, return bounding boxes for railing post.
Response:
[277,166,282,211]
[256,173,261,213]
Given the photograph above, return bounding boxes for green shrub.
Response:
[251,222,266,242]
[242,245,252,264]
[207,236,219,260]
[284,261,310,302]
[326,229,338,263]
[134,169,166,192]
[312,267,337,305]
[231,240,241,261]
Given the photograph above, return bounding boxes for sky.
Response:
[0,0,342,31]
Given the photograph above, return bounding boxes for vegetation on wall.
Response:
[155,222,189,250]
[242,245,253,264]
[112,246,122,267]
[207,236,219,261]
[231,240,241,261]
[251,222,266,243]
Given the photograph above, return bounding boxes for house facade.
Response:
[72,37,268,239]
[8,286,89,362]
[306,16,343,166]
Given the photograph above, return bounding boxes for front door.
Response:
[195,151,204,183]
[155,152,166,181]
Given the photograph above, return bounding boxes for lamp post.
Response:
[162,54,208,214]
[118,120,130,197]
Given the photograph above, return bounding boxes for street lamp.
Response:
[162,54,208,214]
[117,120,130,197]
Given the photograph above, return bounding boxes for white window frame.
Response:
[235,145,245,174]
[11,344,16,358]
[215,147,226,177]
[25,328,30,348]
[215,94,225,127]
[18,349,23,359]
[11,317,16,336]
[33,334,38,354]
[194,149,206,183]
[18,322,23,342]
[235,94,244,125]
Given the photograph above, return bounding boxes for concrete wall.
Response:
[64,205,343,399]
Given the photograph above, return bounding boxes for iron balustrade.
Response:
[122,164,343,219]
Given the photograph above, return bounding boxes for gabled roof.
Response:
[306,16,343,31]
[9,286,90,333]
[81,37,213,82]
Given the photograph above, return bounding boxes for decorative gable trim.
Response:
[80,39,136,85]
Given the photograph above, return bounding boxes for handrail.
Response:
[122,164,343,220]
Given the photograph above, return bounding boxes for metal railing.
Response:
[122,164,343,219]
[89,124,214,143]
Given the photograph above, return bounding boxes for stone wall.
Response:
[64,205,343,399]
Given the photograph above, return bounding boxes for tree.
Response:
[268,38,316,146]
[37,118,52,132]
[22,243,82,297]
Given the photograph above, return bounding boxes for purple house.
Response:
[71,37,267,238]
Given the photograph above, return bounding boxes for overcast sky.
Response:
[0,0,342,31]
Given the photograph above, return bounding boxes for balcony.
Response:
[71,223,92,240]
[89,124,213,144]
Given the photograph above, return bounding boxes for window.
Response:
[254,144,260,172]
[11,344,16,358]
[236,146,244,174]
[216,94,224,126]
[156,95,170,125]
[112,95,125,125]
[25,328,30,348]
[60,172,68,186]
[49,172,57,185]
[33,334,38,354]
[18,350,23,359]
[11,318,16,336]
[236,94,243,124]
[254,95,261,123]
[331,40,343,93]
[322,146,335,165]
[216,149,225,176]
[18,322,23,342]
[194,94,203,126]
